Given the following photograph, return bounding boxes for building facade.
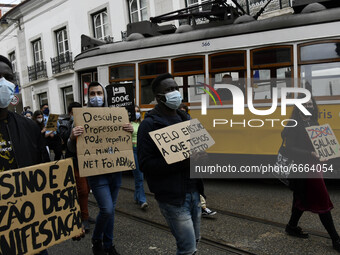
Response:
[0,0,291,114]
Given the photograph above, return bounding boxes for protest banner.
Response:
[306,124,340,160]
[45,114,59,132]
[73,107,135,177]
[0,158,82,255]
[106,83,136,121]
[149,118,215,164]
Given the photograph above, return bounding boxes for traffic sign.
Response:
[10,95,19,106]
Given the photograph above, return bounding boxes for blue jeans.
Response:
[88,172,122,249]
[132,147,146,204]
[158,192,201,255]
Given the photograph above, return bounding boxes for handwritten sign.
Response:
[306,124,340,160]
[45,114,59,132]
[0,159,82,255]
[106,83,136,121]
[73,107,135,177]
[149,118,215,164]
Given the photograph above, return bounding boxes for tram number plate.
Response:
[201,41,210,47]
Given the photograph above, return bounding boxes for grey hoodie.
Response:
[87,82,108,108]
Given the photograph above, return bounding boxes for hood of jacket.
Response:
[144,104,190,126]
[87,82,108,107]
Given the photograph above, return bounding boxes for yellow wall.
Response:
[191,104,340,155]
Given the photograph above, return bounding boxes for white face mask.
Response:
[37,118,43,123]
[0,77,15,109]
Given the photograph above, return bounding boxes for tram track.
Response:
[119,186,330,240]
[88,199,258,255]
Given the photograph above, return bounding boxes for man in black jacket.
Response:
[0,55,49,254]
[137,73,204,255]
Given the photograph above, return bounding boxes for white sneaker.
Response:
[202,207,216,217]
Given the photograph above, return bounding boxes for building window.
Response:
[33,39,43,64]
[62,86,74,114]
[28,39,47,82]
[92,9,109,40]
[139,60,168,106]
[9,51,20,86]
[129,0,148,23]
[186,0,210,11]
[251,46,293,101]
[39,92,48,107]
[9,52,17,73]
[51,28,73,74]
[56,28,69,56]
[298,41,340,99]
[209,51,247,103]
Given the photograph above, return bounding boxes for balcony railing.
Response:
[51,52,73,74]
[28,61,47,82]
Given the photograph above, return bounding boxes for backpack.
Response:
[58,118,73,145]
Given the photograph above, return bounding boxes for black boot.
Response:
[92,239,106,255]
[333,239,340,253]
[285,224,309,238]
[104,245,120,255]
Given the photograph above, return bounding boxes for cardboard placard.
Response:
[0,158,82,255]
[73,107,135,177]
[45,114,59,132]
[149,118,215,164]
[106,83,136,121]
[305,124,340,160]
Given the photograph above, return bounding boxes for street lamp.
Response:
[0,18,21,30]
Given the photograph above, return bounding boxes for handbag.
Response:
[273,138,294,186]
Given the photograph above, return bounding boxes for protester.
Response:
[32,110,50,162]
[0,55,49,254]
[283,96,340,252]
[41,103,63,160]
[22,105,33,116]
[131,105,148,210]
[138,73,205,255]
[179,103,217,218]
[62,102,92,233]
[68,81,133,255]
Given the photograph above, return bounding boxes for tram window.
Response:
[140,79,155,105]
[252,67,292,100]
[299,41,340,99]
[252,47,291,67]
[173,57,204,74]
[139,60,169,106]
[212,72,246,101]
[140,61,167,77]
[300,62,340,97]
[210,52,245,70]
[109,65,135,81]
[300,42,340,62]
[174,75,205,103]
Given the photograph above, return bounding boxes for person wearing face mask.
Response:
[137,73,205,255]
[40,103,63,160]
[131,105,148,210]
[68,81,133,255]
[0,56,49,255]
[32,110,51,162]
[282,95,340,253]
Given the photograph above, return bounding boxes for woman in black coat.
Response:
[283,96,340,252]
